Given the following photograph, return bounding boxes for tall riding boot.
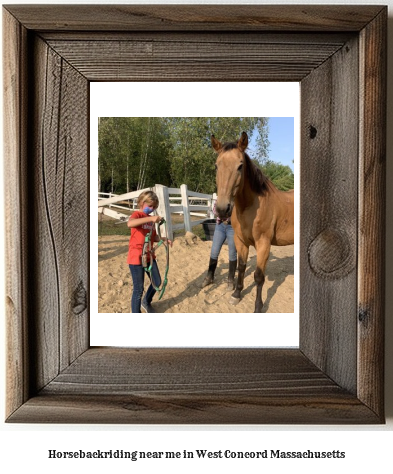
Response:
[201,258,218,288]
[227,259,237,291]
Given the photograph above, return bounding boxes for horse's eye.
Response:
[238,164,243,171]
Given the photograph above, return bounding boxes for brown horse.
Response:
[212,131,294,313]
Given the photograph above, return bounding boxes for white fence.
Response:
[98,184,216,240]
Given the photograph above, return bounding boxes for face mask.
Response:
[143,206,154,215]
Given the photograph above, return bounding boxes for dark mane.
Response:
[221,143,239,152]
[222,142,270,196]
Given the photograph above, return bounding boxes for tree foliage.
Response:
[98,117,171,193]
[97,117,292,194]
[255,159,294,191]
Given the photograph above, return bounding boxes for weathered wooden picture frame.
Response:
[3,5,386,424]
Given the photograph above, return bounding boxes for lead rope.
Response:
[141,218,169,300]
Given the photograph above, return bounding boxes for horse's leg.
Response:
[254,239,271,313]
[230,239,249,305]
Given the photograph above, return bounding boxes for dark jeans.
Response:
[129,260,161,313]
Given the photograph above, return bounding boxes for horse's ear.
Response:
[237,132,248,152]
[211,135,222,153]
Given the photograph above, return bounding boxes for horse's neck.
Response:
[235,179,258,210]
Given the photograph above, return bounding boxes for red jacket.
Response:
[127,211,157,265]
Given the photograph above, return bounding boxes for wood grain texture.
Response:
[3,8,30,418]
[3,5,384,32]
[300,37,359,394]
[9,392,378,425]
[3,5,386,424]
[358,9,387,417]
[7,348,379,424]
[40,31,354,43]
[27,36,89,391]
[44,348,340,395]
[45,36,349,82]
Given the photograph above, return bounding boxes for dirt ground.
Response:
[98,232,294,314]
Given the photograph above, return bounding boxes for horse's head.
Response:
[211,131,248,219]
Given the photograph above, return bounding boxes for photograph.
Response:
[97,117,295,315]
[90,82,299,347]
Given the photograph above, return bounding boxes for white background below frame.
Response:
[90,82,300,348]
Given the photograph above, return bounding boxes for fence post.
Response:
[180,184,192,233]
[154,184,173,241]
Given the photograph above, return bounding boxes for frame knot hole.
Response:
[358,307,370,325]
[6,295,16,312]
[309,125,317,139]
[308,228,354,279]
[73,281,87,315]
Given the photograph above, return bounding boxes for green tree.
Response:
[98,117,171,193]
[255,159,294,191]
[98,117,271,195]
[165,117,269,194]
[98,117,125,193]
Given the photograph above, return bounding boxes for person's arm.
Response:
[127,214,162,228]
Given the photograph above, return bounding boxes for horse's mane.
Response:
[221,142,270,196]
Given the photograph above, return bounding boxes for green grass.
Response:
[98,213,208,240]
[98,218,130,236]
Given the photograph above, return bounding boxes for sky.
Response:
[267,117,295,171]
[249,117,295,171]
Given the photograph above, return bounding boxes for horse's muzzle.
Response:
[215,202,233,219]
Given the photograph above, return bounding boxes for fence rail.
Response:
[98,184,216,240]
